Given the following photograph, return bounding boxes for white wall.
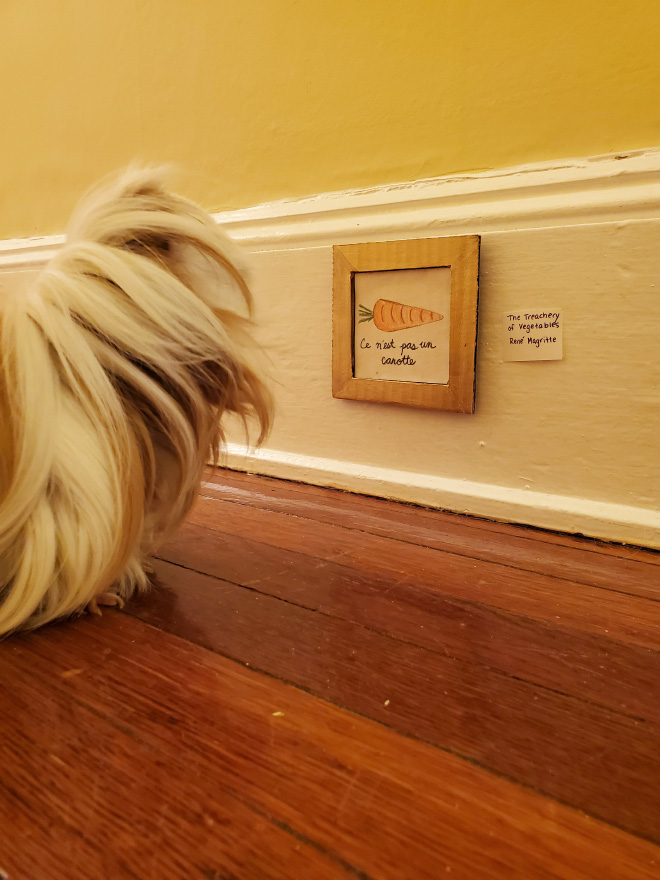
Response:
[218,151,660,549]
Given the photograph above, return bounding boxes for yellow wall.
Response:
[2,0,660,238]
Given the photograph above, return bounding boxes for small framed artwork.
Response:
[332,235,480,412]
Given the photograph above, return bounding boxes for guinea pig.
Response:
[0,167,272,635]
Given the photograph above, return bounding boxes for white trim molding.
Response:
[211,147,660,250]
[0,234,65,271]
[220,444,660,551]
[3,148,660,265]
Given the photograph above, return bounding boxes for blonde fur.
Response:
[0,168,272,635]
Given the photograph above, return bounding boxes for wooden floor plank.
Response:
[4,468,660,879]
[0,673,348,880]
[200,477,660,597]
[182,500,660,648]
[159,525,660,727]
[2,614,659,880]
[128,559,660,843]
[206,469,660,568]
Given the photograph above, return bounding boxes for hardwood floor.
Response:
[2,470,660,879]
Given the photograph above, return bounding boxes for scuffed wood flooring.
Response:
[2,468,660,879]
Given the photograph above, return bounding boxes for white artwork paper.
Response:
[354,267,451,383]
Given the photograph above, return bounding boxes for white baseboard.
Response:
[221,443,660,550]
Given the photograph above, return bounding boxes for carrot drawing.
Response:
[358,299,443,332]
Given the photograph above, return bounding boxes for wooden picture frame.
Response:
[332,235,480,413]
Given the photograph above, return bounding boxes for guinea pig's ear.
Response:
[126,234,170,251]
[122,234,171,258]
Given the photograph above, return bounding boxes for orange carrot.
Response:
[358,300,443,332]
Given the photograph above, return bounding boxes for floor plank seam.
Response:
[242,799,376,880]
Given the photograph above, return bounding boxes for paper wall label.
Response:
[503,309,563,361]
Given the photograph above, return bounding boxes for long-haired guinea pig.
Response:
[0,167,272,635]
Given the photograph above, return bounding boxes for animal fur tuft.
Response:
[0,167,272,635]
